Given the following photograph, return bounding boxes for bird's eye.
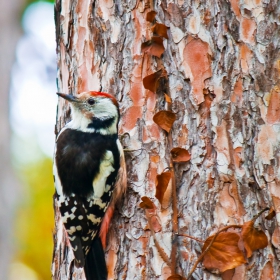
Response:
[87,98,95,105]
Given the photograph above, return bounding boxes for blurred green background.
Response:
[4,0,57,279]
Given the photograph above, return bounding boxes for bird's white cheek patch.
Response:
[92,150,115,198]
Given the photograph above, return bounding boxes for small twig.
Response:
[178,234,204,243]
[252,207,270,222]
[146,214,171,266]
[186,225,242,279]
[169,139,178,274]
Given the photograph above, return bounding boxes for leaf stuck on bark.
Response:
[153,110,176,133]
[143,69,165,92]
[151,23,169,39]
[171,147,191,162]
[202,232,246,273]
[265,207,276,220]
[146,11,157,22]
[165,94,172,103]
[139,196,155,209]
[155,171,171,204]
[141,37,165,58]
[241,220,268,258]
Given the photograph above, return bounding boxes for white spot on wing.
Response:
[87,214,102,224]
[67,226,76,234]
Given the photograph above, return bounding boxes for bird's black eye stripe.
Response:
[87,98,95,105]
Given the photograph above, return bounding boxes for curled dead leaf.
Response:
[151,23,169,39]
[139,196,155,209]
[146,11,157,22]
[155,171,171,204]
[165,94,172,103]
[241,220,268,258]
[265,207,276,220]
[202,232,246,273]
[153,110,176,133]
[143,69,166,92]
[171,147,191,163]
[141,37,165,58]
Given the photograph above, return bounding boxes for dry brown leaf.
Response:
[202,232,246,273]
[139,196,154,209]
[241,220,268,258]
[151,23,169,39]
[146,11,157,22]
[165,94,172,103]
[221,269,235,280]
[153,110,176,133]
[143,69,163,92]
[141,37,165,58]
[265,207,276,220]
[167,275,185,280]
[171,147,191,163]
[155,171,171,204]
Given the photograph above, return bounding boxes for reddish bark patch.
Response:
[132,9,144,55]
[177,125,188,147]
[130,82,145,106]
[120,106,142,133]
[240,44,252,73]
[229,0,241,17]
[183,39,212,105]
[260,261,274,280]
[150,216,162,232]
[266,87,280,124]
[231,78,243,108]
[240,17,256,45]
[272,226,280,249]
[148,159,158,189]
[149,123,161,140]
[207,174,215,189]
[233,147,243,169]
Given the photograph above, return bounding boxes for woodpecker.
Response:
[53,91,126,280]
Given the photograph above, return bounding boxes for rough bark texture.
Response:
[53,0,280,279]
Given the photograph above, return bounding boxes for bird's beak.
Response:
[57,93,80,103]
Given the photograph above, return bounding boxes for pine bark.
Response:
[53,0,280,279]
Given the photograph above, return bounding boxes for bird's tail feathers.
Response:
[84,236,107,280]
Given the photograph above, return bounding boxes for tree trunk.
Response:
[52,0,280,279]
